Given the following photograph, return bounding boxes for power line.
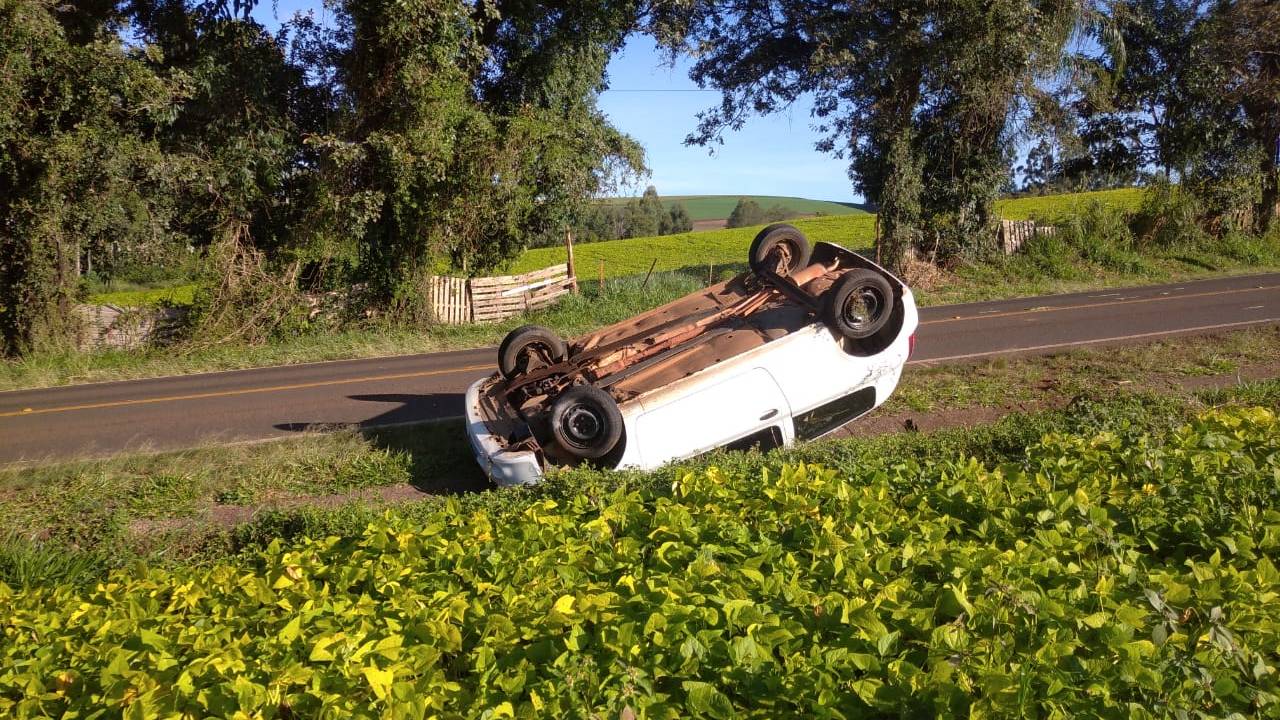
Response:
[605,88,718,92]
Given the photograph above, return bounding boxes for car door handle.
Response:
[759,409,778,421]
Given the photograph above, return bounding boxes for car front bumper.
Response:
[464,377,544,487]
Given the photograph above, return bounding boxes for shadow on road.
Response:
[274,392,488,494]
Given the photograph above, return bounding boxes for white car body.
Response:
[466,245,918,486]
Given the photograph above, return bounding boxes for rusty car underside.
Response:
[476,241,897,460]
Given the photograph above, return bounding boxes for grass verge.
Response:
[886,326,1280,414]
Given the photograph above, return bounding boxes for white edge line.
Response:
[908,317,1280,366]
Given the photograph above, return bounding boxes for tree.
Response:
[726,199,765,229]
[652,0,1098,268]
[1208,0,1280,231]
[303,0,645,305]
[665,202,693,233]
[1061,0,1277,228]
[0,0,182,354]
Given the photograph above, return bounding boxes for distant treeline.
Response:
[553,186,693,247]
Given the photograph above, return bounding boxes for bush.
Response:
[1133,181,1208,248]
[1018,231,1085,279]
[1057,200,1147,274]
[1208,230,1280,266]
[3,406,1279,718]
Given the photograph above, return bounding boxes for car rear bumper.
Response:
[465,377,544,487]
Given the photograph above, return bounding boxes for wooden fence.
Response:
[425,275,471,325]
[999,219,1057,255]
[427,263,575,325]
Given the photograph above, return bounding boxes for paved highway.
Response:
[2,272,1278,464]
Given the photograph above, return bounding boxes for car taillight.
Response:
[908,333,917,358]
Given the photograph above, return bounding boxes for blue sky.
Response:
[252,2,858,202]
[600,36,855,202]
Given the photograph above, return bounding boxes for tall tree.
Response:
[0,0,181,353]
[1209,0,1280,231]
[651,0,1092,269]
[303,0,644,305]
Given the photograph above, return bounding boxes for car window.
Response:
[720,425,784,453]
[793,386,876,440]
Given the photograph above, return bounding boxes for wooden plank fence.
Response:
[426,275,471,324]
[999,219,1057,255]
[427,263,575,325]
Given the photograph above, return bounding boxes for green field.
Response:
[996,187,1145,221]
[603,194,870,221]
[519,187,1150,280]
[86,283,196,308]
[517,214,879,278]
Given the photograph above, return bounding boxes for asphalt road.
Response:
[2,272,1278,464]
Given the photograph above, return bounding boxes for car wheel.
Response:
[498,325,568,380]
[822,269,895,342]
[748,224,812,277]
[549,386,624,460]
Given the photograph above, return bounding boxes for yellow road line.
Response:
[0,364,494,419]
[920,285,1279,325]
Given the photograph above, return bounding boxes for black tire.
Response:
[748,224,812,277]
[498,325,568,380]
[549,385,624,460]
[822,269,895,342]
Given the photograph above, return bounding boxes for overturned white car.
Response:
[466,224,919,486]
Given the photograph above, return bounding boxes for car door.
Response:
[634,367,790,468]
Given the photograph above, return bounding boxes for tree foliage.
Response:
[0,0,646,353]
[0,0,183,354]
[290,0,646,307]
[725,198,799,229]
[1049,0,1278,229]
[651,0,1088,269]
[565,186,694,245]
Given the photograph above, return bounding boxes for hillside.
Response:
[515,187,1145,279]
[601,194,871,221]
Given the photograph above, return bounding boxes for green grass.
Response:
[514,213,879,277]
[601,194,870,221]
[884,326,1280,414]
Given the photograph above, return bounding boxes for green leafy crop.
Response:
[2,407,1278,717]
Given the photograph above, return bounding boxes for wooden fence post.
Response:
[641,258,657,290]
[564,228,578,293]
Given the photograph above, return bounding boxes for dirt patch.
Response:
[692,219,726,232]
[128,483,440,537]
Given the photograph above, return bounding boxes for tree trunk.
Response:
[1258,135,1278,234]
